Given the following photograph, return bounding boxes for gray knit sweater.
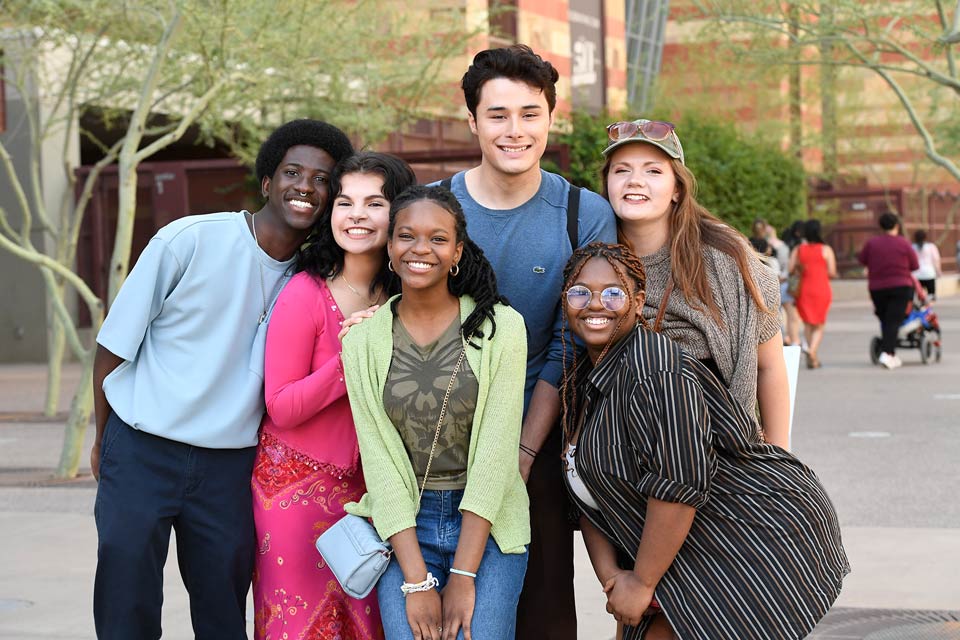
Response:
[639,241,781,416]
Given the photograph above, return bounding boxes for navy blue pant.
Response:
[93,411,256,639]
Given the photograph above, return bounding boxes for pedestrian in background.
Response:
[912,229,942,300]
[858,212,919,369]
[779,221,805,347]
[764,223,794,343]
[789,219,837,369]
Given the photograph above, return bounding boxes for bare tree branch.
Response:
[841,39,960,182]
[134,76,234,162]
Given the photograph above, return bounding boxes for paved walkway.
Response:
[1,293,959,638]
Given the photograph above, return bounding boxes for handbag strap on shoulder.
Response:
[416,347,466,512]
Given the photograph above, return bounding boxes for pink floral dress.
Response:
[252,274,383,640]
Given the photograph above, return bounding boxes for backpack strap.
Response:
[566,185,581,250]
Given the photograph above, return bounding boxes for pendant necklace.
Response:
[251,214,283,324]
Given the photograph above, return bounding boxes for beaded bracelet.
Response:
[450,568,477,579]
[400,572,439,595]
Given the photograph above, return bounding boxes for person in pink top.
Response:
[857,211,919,369]
[252,152,417,639]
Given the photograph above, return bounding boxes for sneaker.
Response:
[878,352,901,369]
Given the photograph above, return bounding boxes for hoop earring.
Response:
[387,261,395,272]
[450,263,460,277]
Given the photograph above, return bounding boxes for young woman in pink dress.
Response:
[252,152,416,639]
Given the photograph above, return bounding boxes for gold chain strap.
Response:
[416,347,466,513]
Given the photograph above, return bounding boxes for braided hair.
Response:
[388,185,507,348]
[296,152,417,298]
[560,242,649,445]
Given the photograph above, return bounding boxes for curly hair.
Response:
[461,44,560,117]
[388,185,508,348]
[559,242,649,445]
[255,119,353,183]
[296,152,417,298]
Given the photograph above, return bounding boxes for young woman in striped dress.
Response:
[560,242,848,640]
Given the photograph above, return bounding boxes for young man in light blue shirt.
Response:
[90,119,353,639]
[439,45,616,639]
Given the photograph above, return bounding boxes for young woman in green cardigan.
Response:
[341,185,530,640]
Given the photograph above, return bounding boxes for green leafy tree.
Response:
[680,117,807,233]
[0,0,469,478]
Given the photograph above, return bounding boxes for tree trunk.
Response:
[55,347,95,478]
[107,157,140,303]
[787,3,803,159]
[44,284,67,417]
[819,3,838,180]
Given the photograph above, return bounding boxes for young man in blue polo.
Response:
[440,45,617,639]
[90,119,353,639]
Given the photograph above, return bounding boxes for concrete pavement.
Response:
[1,292,959,638]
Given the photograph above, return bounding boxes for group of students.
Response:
[90,44,848,640]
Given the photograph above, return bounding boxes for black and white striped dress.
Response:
[566,326,849,640]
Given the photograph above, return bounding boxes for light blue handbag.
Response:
[315,514,392,599]
[315,349,465,599]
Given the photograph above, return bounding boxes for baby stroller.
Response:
[870,283,942,365]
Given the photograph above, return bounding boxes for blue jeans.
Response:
[93,411,256,639]
[377,490,528,640]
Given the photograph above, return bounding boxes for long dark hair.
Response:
[559,242,649,445]
[388,185,507,348]
[804,219,825,244]
[296,152,417,297]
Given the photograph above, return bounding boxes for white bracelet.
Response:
[400,572,439,595]
[449,568,477,579]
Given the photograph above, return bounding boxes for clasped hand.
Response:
[405,575,475,640]
[441,573,475,640]
[602,570,659,628]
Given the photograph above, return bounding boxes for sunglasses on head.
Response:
[606,120,676,143]
[565,285,629,311]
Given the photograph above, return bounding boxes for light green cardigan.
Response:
[342,295,530,554]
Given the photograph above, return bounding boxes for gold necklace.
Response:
[339,274,377,307]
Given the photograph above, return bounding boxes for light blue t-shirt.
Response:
[440,170,616,413]
[97,211,293,448]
